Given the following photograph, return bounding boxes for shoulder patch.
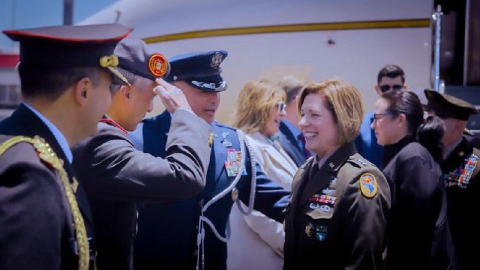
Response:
[359,172,378,198]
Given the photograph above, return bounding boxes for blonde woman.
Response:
[227,79,297,270]
[283,78,391,270]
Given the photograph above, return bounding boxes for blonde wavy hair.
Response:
[297,78,364,145]
[233,79,286,134]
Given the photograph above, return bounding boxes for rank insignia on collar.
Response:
[208,132,214,147]
[359,173,378,198]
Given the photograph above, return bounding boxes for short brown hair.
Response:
[233,79,286,134]
[297,78,364,145]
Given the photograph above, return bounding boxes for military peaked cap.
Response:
[425,89,478,120]
[165,50,228,92]
[114,38,170,81]
[3,23,131,85]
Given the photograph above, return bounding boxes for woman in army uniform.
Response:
[372,90,456,270]
[283,78,391,270]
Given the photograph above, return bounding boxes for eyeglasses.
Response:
[380,84,403,93]
[275,101,287,113]
[373,113,394,121]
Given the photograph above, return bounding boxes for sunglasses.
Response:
[275,101,287,113]
[380,84,403,93]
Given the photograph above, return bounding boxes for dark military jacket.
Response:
[442,136,480,270]
[71,109,212,270]
[283,141,390,270]
[383,136,457,270]
[278,120,307,167]
[0,104,95,270]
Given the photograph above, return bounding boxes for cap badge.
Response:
[99,55,119,67]
[148,53,169,77]
[359,173,378,198]
[210,51,223,69]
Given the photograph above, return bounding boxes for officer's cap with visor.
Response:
[424,89,478,121]
[165,50,228,92]
[3,23,131,85]
[114,38,170,81]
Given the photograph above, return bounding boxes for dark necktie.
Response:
[298,133,311,159]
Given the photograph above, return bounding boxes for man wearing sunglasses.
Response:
[355,64,407,169]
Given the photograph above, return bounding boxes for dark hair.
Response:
[18,64,103,101]
[377,64,405,84]
[382,90,444,162]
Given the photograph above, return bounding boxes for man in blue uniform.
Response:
[130,50,290,270]
[0,24,130,270]
[355,64,407,168]
[72,38,212,270]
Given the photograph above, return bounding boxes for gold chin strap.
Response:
[99,54,131,86]
[0,136,90,270]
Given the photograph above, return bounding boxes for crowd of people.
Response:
[0,23,478,270]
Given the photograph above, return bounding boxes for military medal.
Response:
[225,149,244,177]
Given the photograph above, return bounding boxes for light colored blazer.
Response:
[227,131,297,270]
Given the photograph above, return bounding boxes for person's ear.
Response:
[374,84,383,97]
[397,113,407,128]
[73,77,92,106]
[402,83,408,90]
[118,85,131,99]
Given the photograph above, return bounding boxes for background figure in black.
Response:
[425,89,479,270]
[372,90,456,270]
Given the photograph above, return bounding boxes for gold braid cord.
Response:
[0,135,89,270]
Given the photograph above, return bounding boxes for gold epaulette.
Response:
[0,135,90,270]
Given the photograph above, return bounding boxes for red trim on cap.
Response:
[0,54,19,68]
[2,29,131,43]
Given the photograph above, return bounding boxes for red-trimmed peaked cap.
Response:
[3,23,131,85]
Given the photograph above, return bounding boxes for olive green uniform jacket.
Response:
[283,141,391,270]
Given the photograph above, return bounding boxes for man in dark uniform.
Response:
[129,50,290,270]
[71,38,212,270]
[0,24,130,270]
[277,75,312,166]
[425,89,480,270]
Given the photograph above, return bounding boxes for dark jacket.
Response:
[278,120,307,167]
[283,141,391,270]
[383,136,457,270]
[0,104,95,270]
[133,111,290,270]
[441,136,480,270]
[71,109,212,270]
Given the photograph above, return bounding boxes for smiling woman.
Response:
[229,78,297,270]
[283,78,391,270]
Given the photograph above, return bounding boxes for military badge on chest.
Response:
[442,153,479,188]
[305,222,328,242]
[221,132,246,177]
